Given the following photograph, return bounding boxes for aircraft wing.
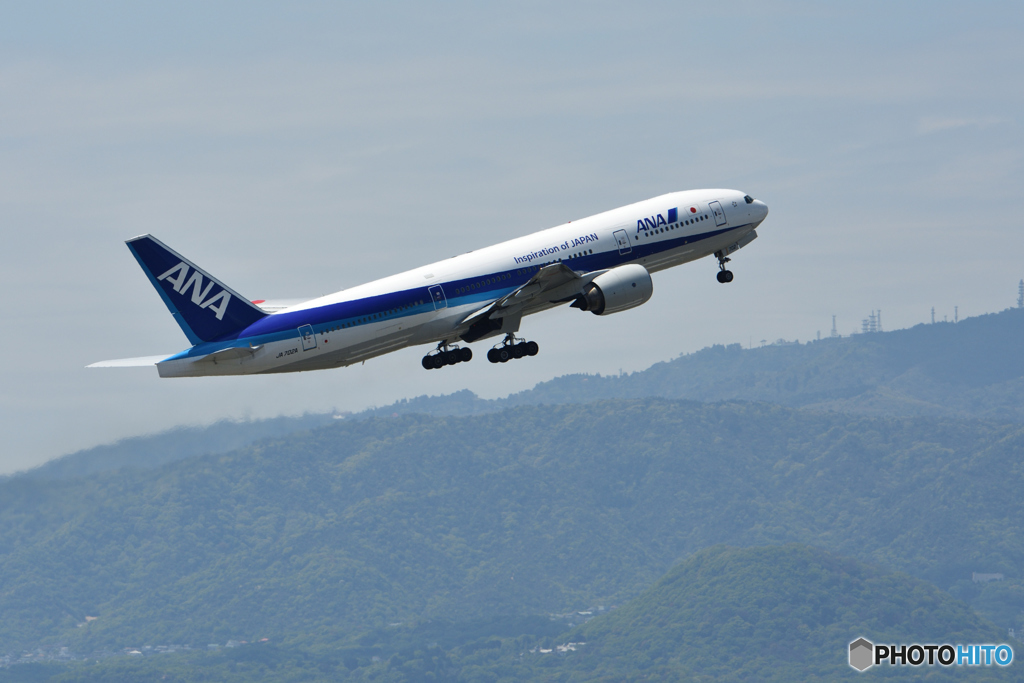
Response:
[459,262,595,330]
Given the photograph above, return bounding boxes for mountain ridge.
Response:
[18,306,1024,482]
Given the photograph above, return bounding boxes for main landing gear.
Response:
[422,342,472,370]
[487,334,539,364]
[715,250,734,284]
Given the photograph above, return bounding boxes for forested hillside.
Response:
[3,400,1023,660]
[518,545,1013,682]
[23,544,1013,682]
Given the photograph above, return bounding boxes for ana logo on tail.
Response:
[157,262,232,320]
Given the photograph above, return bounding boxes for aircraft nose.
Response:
[752,199,768,225]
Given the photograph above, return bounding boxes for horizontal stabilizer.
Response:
[251,298,311,313]
[87,355,172,368]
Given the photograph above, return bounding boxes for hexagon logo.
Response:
[849,638,874,671]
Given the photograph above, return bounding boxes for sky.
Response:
[1,1,1022,474]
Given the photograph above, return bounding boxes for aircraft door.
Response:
[299,324,317,351]
[709,201,728,227]
[613,229,632,255]
[428,285,447,310]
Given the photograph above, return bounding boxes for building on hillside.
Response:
[972,572,1004,583]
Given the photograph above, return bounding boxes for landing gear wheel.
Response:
[488,335,539,365]
[715,250,734,284]
[422,343,472,369]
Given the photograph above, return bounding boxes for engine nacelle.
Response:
[572,263,653,316]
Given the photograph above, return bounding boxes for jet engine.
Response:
[572,263,653,316]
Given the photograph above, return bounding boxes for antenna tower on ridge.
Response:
[1018,280,1023,308]
[862,310,879,333]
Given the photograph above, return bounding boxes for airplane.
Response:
[89,189,768,377]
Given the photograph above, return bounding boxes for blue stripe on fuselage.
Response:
[173,222,748,358]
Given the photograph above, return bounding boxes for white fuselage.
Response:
[155,189,767,377]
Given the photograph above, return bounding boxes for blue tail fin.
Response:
[126,235,267,344]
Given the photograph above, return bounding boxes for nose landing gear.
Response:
[715,250,734,283]
[487,334,539,364]
[422,342,472,370]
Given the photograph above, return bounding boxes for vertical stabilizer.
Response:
[126,235,267,344]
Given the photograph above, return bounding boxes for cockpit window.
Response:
[744,195,754,204]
